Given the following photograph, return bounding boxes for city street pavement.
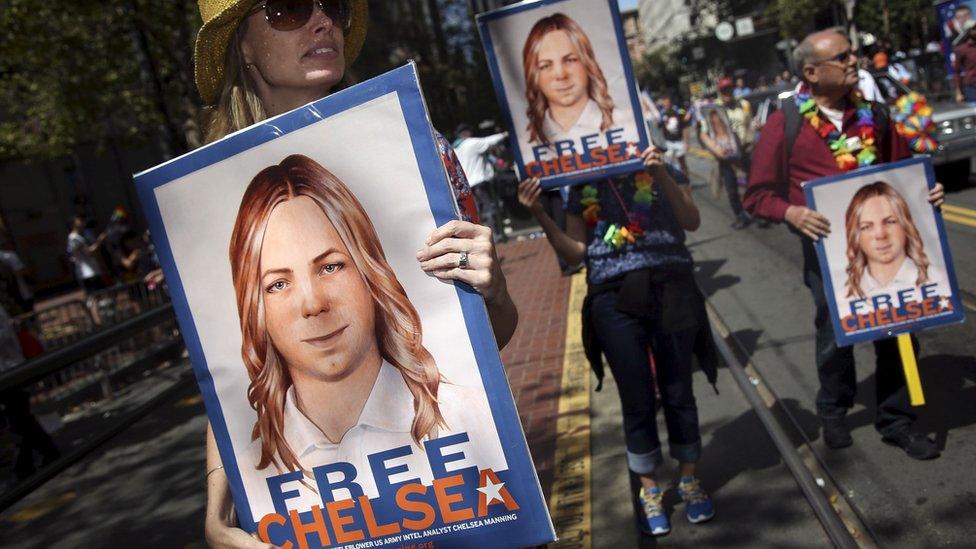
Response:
[684,150,976,547]
[0,233,834,548]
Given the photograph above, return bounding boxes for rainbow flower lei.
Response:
[795,86,876,171]
[894,92,938,153]
[581,172,657,250]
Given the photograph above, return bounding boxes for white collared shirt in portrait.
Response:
[836,257,950,315]
[244,361,507,514]
[538,99,636,153]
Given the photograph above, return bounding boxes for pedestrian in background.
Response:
[0,240,34,313]
[66,215,107,295]
[699,78,753,229]
[452,122,508,240]
[744,29,944,460]
[954,20,976,103]
[658,96,691,176]
[518,147,716,536]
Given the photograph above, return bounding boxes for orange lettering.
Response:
[590,147,607,166]
[841,315,857,333]
[289,506,330,549]
[476,469,520,517]
[258,513,292,549]
[433,475,474,523]
[396,483,436,531]
[359,495,400,537]
[559,155,574,173]
[607,144,625,163]
[325,499,364,544]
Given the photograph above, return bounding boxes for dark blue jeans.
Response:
[719,160,745,217]
[589,291,702,475]
[801,240,915,436]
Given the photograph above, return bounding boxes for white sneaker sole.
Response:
[687,511,715,524]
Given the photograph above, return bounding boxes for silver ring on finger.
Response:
[458,250,469,269]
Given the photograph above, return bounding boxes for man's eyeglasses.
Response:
[248,0,351,32]
[812,49,856,65]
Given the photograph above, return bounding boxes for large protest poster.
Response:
[477,0,649,188]
[804,157,965,347]
[134,64,554,548]
[935,0,976,76]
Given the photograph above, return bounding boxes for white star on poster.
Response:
[940,296,951,310]
[477,477,506,505]
[626,143,639,158]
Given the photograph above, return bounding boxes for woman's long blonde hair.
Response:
[203,19,353,144]
[844,181,930,299]
[228,154,445,473]
[522,13,614,144]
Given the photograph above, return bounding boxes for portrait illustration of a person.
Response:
[701,108,739,159]
[521,12,632,148]
[842,181,945,307]
[228,154,501,505]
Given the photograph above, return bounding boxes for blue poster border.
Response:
[476,0,650,189]
[134,63,553,546]
[803,156,966,347]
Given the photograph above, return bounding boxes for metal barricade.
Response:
[11,279,170,355]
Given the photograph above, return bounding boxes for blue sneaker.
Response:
[678,477,715,524]
[638,486,670,536]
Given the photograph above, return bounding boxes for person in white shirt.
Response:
[453,123,508,235]
[66,216,107,294]
[228,154,504,511]
[521,13,636,152]
[857,67,884,103]
[841,181,947,312]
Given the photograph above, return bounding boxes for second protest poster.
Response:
[805,157,965,347]
[478,0,649,188]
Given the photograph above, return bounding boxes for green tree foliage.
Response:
[853,0,936,51]
[633,45,686,96]
[0,0,199,161]
[774,0,842,40]
[0,0,499,162]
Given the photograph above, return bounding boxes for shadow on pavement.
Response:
[0,386,207,549]
[695,259,741,297]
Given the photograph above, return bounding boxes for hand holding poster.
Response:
[134,64,553,548]
[804,157,965,347]
[477,0,649,188]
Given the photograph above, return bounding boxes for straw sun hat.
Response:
[194,0,368,105]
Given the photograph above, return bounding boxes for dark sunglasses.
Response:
[248,0,351,32]
[813,49,855,65]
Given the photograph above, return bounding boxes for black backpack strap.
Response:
[782,98,802,182]
[870,101,890,143]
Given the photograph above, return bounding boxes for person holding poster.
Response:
[518,149,716,536]
[744,29,945,460]
[189,1,520,545]
[477,0,648,187]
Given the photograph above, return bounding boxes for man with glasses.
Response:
[743,29,945,460]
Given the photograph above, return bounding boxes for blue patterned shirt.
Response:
[567,165,692,284]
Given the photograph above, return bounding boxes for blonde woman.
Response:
[192,1,517,546]
[842,181,944,305]
[521,13,631,147]
[228,154,498,510]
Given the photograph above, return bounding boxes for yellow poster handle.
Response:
[897,334,925,406]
